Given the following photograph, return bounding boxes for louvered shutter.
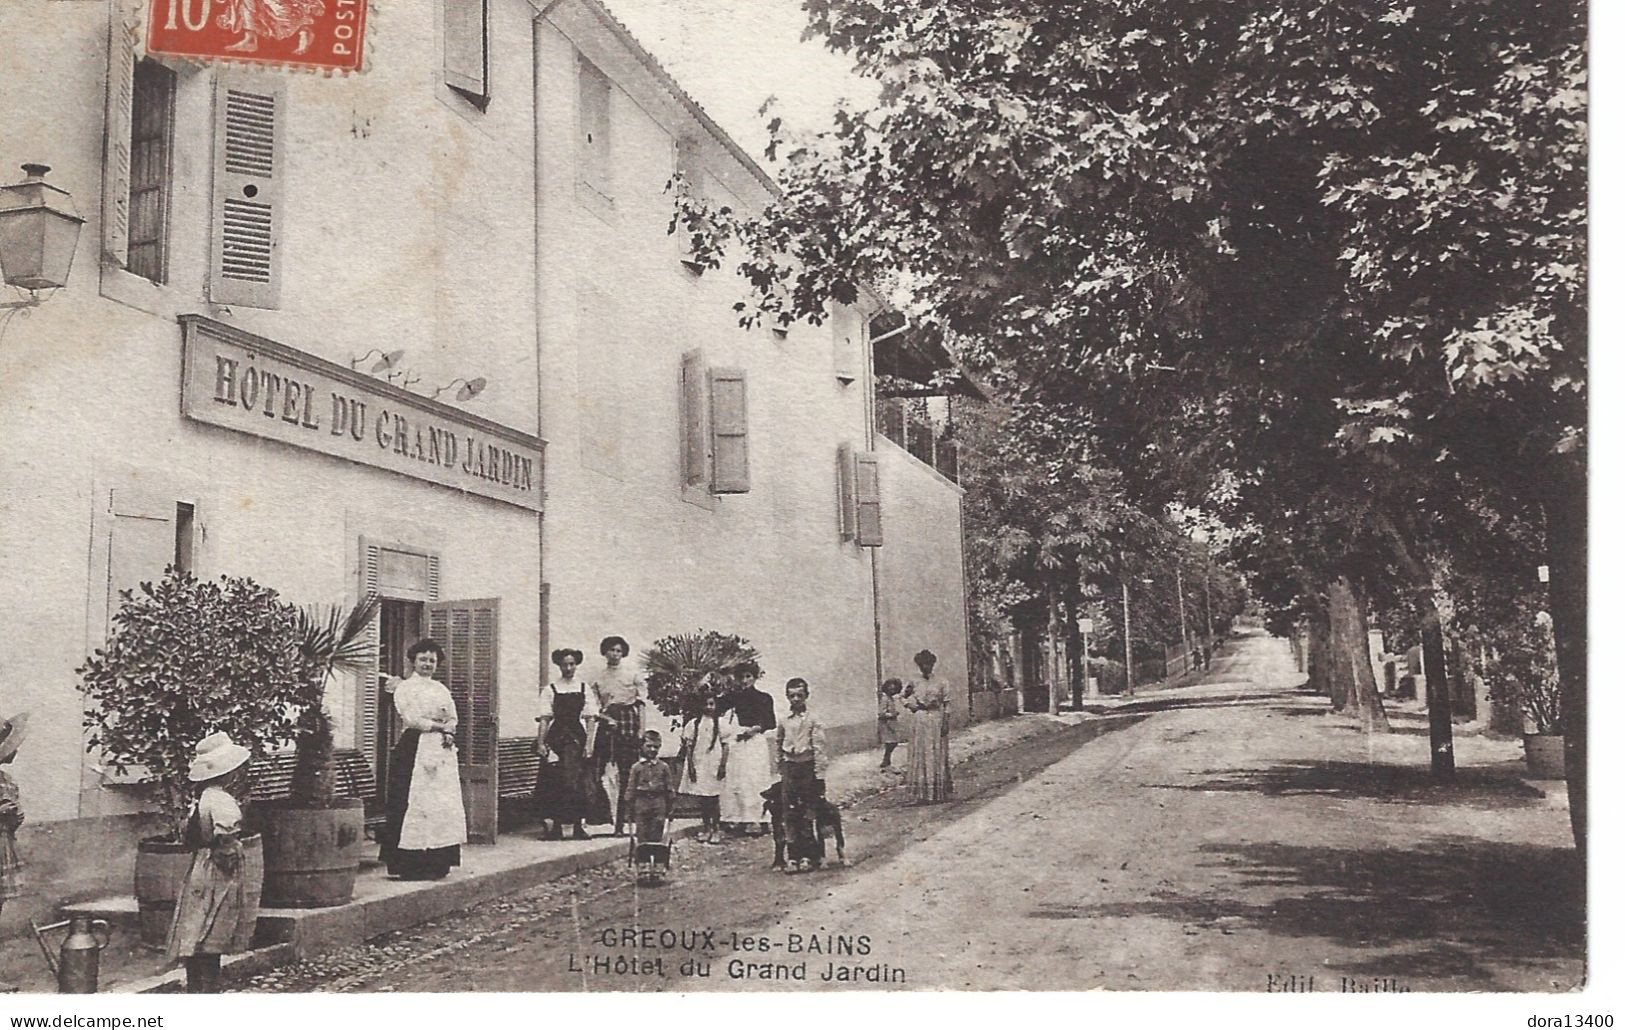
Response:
[210,78,284,308]
[101,6,139,267]
[357,544,382,758]
[708,367,749,494]
[428,599,500,843]
[837,442,856,539]
[443,0,488,102]
[680,350,707,490]
[855,451,883,547]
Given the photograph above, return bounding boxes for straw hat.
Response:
[187,731,251,782]
[0,712,29,763]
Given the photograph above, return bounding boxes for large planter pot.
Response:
[259,799,365,908]
[1524,733,1566,779]
[133,833,264,950]
[133,837,190,949]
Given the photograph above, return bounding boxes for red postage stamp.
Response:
[146,0,367,72]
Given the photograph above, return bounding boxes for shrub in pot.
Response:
[80,569,306,947]
[257,596,379,908]
[1482,607,1563,777]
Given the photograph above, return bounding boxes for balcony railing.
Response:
[878,397,960,484]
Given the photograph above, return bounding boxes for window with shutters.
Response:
[854,452,883,546]
[210,76,284,309]
[836,445,883,546]
[443,0,489,108]
[127,60,176,284]
[577,55,613,199]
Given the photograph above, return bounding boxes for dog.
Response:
[760,783,845,869]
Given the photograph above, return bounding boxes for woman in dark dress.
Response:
[535,648,611,839]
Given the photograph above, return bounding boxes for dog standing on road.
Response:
[760,784,845,869]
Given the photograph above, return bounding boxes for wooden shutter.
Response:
[357,543,382,758]
[209,77,284,308]
[837,442,856,539]
[680,349,707,490]
[106,487,175,618]
[428,598,500,843]
[443,0,488,103]
[101,6,139,267]
[855,451,883,547]
[708,367,749,494]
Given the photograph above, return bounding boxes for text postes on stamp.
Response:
[146,0,367,72]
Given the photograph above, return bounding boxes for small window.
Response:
[174,502,196,576]
[127,59,176,284]
[578,55,612,195]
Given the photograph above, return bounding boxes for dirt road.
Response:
[241,630,1581,994]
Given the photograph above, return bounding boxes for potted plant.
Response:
[1484,609,1563,778]
[256,595,380,908]
[80,569,306,947]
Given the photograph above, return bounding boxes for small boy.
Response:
[878,678,904,770]
[625,730,677,851]
[775,678,828,873]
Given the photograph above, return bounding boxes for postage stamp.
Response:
[145,0,366,72]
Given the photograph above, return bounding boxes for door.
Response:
[375,599,424,812]
[427,599,499,844]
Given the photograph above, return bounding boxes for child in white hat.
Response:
[0,713,29,993]
[168,731,259,993]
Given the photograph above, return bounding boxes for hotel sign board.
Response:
[180,315,544,512]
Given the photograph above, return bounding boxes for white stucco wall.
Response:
[874,439,972,726]
[0,0,544,824]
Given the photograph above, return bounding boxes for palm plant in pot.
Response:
[641,631,761,718]
[80,569,307,947]
[257,594,380,908]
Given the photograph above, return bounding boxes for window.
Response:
[578,55,612,196]
[127,59,175,284]
[209,76,285,309]
[679,352,750,499]
[443,0,489,107]
[174,502,196,575]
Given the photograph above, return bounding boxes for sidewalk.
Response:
[0,708,1072,994]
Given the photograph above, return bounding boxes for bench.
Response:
[248,748,378,805]
[497,736,540,800]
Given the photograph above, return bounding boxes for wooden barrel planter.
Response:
[1524,733,1566,779]
[134,833,264,950]
[133,837,190,949]
[259,799,366,908]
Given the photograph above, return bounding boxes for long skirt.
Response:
[535,739,611,825]
[166,835,263,961]
[379,731,464,879]
[907,709,952,802]
[719,732,774,825]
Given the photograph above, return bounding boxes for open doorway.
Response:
[374,598,424,815]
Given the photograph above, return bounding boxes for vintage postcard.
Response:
[0,0,1593,1021]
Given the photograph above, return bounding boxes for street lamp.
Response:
[0,164,86,308]
[432,376,487,402]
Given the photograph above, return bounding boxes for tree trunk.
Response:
[1063,584,1084,708]
[1542,461,1585,851]
[1305,600,1332,697]
[1326,586,1352,712]
[1418,602,1456,781]
[1046,580,1063,715]
[1330,576,1390,732]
